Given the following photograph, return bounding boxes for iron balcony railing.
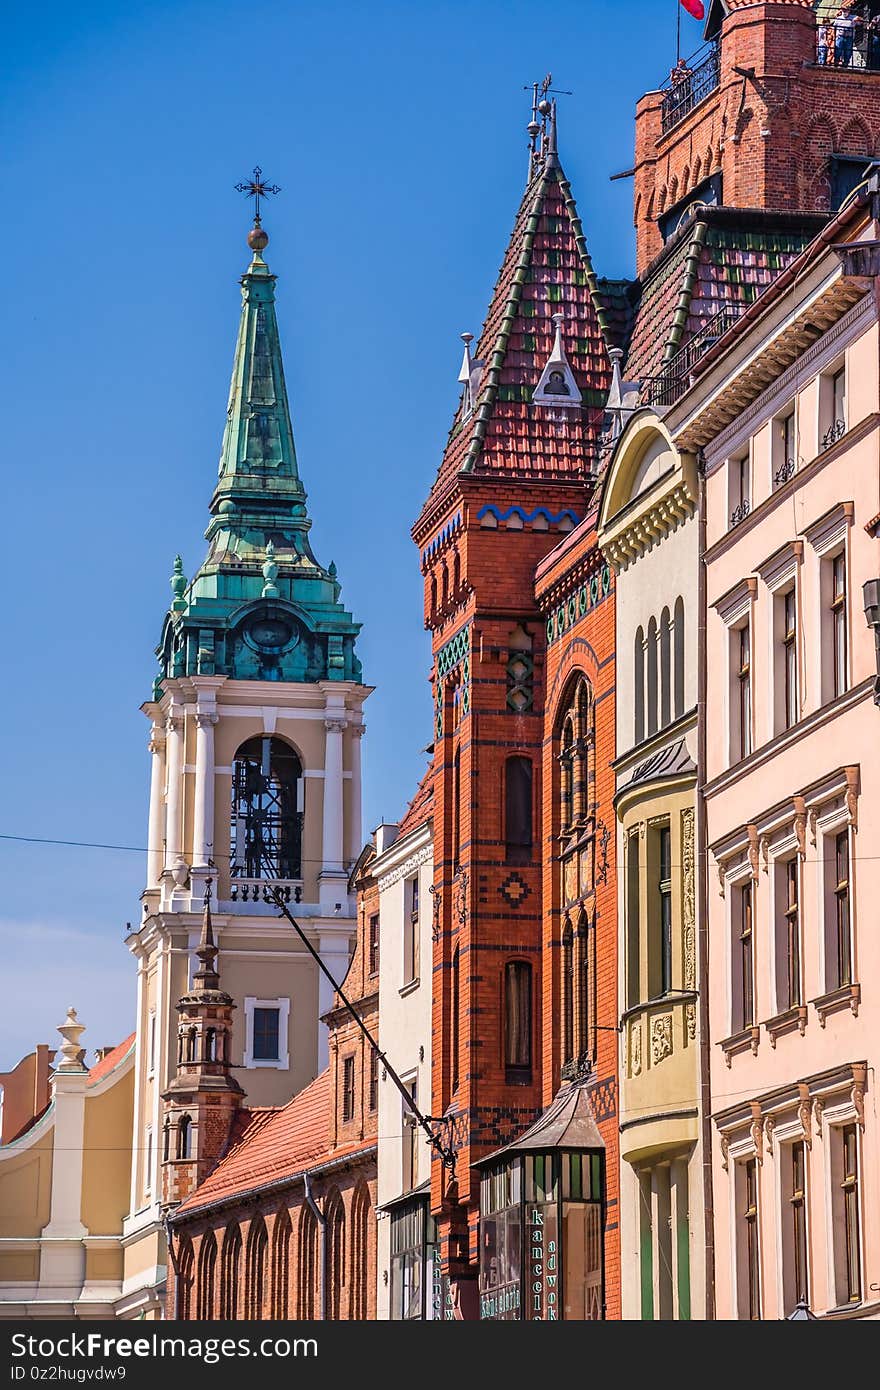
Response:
[815,9,880,72]
[661,43,721,133]
[642,302,746,409]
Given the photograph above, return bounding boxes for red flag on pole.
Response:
[680,0,705,18]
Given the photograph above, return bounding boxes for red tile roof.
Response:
[396,767,434,839]
[175,1069,374,1217]
[418,157,614,523]
[87,1033,135,1085]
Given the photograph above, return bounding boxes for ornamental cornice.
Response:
[601,480,696,573]
[377,843,432,893]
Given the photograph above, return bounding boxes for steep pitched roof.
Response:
[418,154,615,523]
[174,1068,373,1216]
[625,209,825,386]
[396,767,434,839]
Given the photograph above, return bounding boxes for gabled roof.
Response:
[625,208,825,386]
[174,1068,373,1217]
[88,1033,135,1086]
[396,767,434,839]
[418,153,616,524]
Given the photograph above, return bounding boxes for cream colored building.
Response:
[598,411,706,1320]
[0,1012,134,1318]
[372,781,436,1320]
[673,189,880,1320]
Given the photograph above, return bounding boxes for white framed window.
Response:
[805,502,854,706]
[144,1126,153,1195]
[403,876,420,985]
[734,1155,762,1320]
[714,576,757,766]
[728,447,751,527]
[819,356,847,451]
[772,405,798,488]
[773,855,802,1014]
[829,1119,863,1308]
[780,1138,810,1316]
[824,827,853,992]
[148,1010,157,1077]
[401,1073,419,1194]
[243,997,290,1070]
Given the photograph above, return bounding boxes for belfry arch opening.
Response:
[230,736,303,881]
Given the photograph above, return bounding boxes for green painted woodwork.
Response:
[155,248,362,689]
[639,1174,654,1320]
[676,1182,691,1321]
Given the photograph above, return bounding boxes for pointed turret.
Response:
[417,100,630,527]
[154,217,363,688]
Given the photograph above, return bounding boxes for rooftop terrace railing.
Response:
[660,43,721,134]
[641,302,747,409]
[815,7,880,72]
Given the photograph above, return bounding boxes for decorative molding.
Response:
[747,824,760,883]
[430,883,442,944]
[324,718,348,734]
[712,575,757,628]
[793,796,807,860]
[802,501,854,556]
[601,480,696,572]
[476,504,580,532]
[421,510,463,569]
[630,1021,642,1078]
[798,1083,812,1151]
[377,844,433,893]
[545,566,612,645]
[681,811,696,1028]
[749,1102,764,1166]
[756,539,803,593]
[650,1013,673,1066]
[195,711,218,730]
[845,766,859,832]
[720,1134,730,1171]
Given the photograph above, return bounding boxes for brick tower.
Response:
[412,98,627,1316]
[161,886,243,1208]
[633,1,880,273]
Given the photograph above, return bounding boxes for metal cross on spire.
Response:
[524,74,573,181]
[234,165,281,225]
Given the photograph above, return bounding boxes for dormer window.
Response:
[546,369,570,396]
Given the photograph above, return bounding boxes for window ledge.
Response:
[763,1005,808,1047]
[399,978,420,998]
[718,1026,760,1066]
[811,982,860,1027]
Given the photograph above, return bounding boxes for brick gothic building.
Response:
[164,886,378,1319]
[411,103,628,1319]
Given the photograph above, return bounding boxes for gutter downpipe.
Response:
[303,1172,327,1320]
[696,450,716,1321]
[163,1213,181,1321]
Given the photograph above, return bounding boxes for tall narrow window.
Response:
[253,1007,280,1062]
[402,1079,418,1193]
[220,1224,242,1320]
[626,831,641,1008]
[342,1055,355,1122]
[731,450,750,525]
[740,881,754,1030]
[231,736,303,882]
[177,1113,192,1161]
[634,626,645,744]
[646,617,658,737]
[404,877,420,984]
[832,553,848,698]
[774,409,796,486]
[835,831,852,988]
[196,1231,217,1319]
[560,723,574,829]
[452,746,462,871]
[832,366,847,433]
[451,946,460,1094]
[790,1143,809,1309]
[368,914,380,977]
[783,590,798,729]
[659,607,672,729]
[744,1159,761,1320]
[368,1050,379,1113]
[658,826,673,995]
[562,922,574,1063]
[504,961,532,1083]
[673,596,685,720]
[783,860,801,1010]
[737,624,752,759]
[505,756,533,864]
[148,1012,157,1075]
[144,1127,153,1193]
[841,1125,861,1304]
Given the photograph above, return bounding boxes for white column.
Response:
[163,707,184,875]
[41,1010,88,1301]
[348,723,365,862]
[193,711,218,869]
[322,717,346,875]
[146,725,166,888]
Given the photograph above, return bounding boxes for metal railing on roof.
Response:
[660,43,721,134]
[815,6,880,72]
[640,302,746,409]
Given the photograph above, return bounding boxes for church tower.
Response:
[161,886,244,1208]
[411,101,626,1315]
[122,184,369,1317]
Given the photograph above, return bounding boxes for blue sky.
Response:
[0,0,696,1063]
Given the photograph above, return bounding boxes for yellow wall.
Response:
[81,1068,135,1234]
[0,1126,53,1237]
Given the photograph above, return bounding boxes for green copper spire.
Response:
[154,214,362,689]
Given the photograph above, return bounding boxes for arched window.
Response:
[562,920,574,1065]
[647,617,658,736]
[659,607,672,729]
[298,1207,318,1318]
[205,1028,216,1062]
[326,1190,346,1320]
[349,1183,371,1320]
[452,744,462,870]
[162,1120,170,1163]
[441,562,449,608]
[245,1216,268,1319]
[673,596,685,718]
[177,1236,194,1320]
[504,960,532,1083]
[271,1208,292,1320]
[452,551,461,596]
[451,946,461,1094]
[430,573,437,619]
[504,755,533,864]
[219,1223,242,1319]
[634,625,645,743]
[231,736,303,882]
[576,911,595,1064]
[560,720,574,829]
[186,1027,197,1063]
[177,1114,192,1161]
[196,1230,217,1319]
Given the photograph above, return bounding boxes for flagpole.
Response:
[677,0,681,63]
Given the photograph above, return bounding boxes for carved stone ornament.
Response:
[764,1115,776,1153]
[686,1002,697,1042]
[852,1063,867,1131]
[808,808,819,847]
[793,796,807,859]
[430,883,442,943]
[720,1134,730,1171]
[195,710,219,730]
[324,717,348,734]
[716,859,726,899]
[747,824,760,883]
[455,869,468,927]
[681,809,696,992]
[845,767,859,831]
[630,1021,642,1077]
[797,1083,812,1149]
[650,1013,673,1066]
[749,1102,764,1165]
[760,834,770,876]
[813,1097,825,1136]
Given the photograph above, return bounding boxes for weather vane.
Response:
[234,165,281,225]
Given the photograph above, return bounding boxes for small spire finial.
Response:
[235,165,281,254]
[193,878,219,991]
[171,555,187,613]
[57,1006,87,1072]
[524,74,571,182]
[261,539,280,598]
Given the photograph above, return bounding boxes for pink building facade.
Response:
[670,191,880,1320]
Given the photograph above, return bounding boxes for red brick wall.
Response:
[633,3,880,272]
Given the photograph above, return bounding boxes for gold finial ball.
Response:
[248,224,269,253]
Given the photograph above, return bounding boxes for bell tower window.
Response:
[231,736,303,881]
